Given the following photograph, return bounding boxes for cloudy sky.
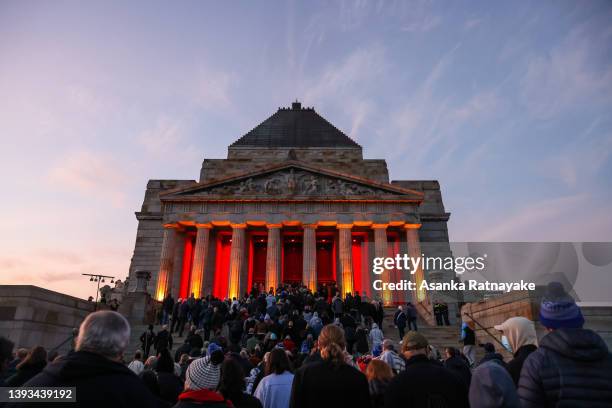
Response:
[1,0,611,299]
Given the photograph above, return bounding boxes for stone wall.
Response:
[462,290,612,355]
[0,285,95,353]
[128,179,196,291]
[201,147,390,183]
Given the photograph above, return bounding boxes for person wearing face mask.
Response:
[494,317,538,386]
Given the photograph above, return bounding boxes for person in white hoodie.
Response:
[369,323,384,351]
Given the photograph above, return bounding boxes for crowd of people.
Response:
[1,281,611,407]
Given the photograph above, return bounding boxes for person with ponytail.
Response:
[289,324,370,408]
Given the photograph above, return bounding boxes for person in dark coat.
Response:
[4,346,47,387]
[156,325,174,354]
[178,301,191,337]
[141,324,157,358]
[0,337,15,386]
[476,343,507,369]
[384,331,469,408]
[443,347,471,389]
[171,299,182,333]
[518,282,612,407]
[405,302,418,331]
[174,338,192,363]
[393,306,407,341]
[354,325,370,355]
[469,359,519,408]
[156,349,184,404]
[186,327,204,350]
[219,358,263,408]
[7,311,166,408]
[290,324,370,408]
[493,316,538,386]
[162,295,175,325]
[365,359,393,408]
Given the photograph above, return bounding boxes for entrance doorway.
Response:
[249,235,267,290]
[282,235,303,283]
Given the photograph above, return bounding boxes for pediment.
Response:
[161,162,423,201]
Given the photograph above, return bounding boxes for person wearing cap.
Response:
[174,349,230,408]
[384,331,469,408]
[518,282,612,407]
[493,316,537,386]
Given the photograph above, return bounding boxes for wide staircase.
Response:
[381,308,484,361]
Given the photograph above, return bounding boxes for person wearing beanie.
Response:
[174,350,231,408]
[493,316,537,385]
[518,282,612,407]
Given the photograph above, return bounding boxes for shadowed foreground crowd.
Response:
[1,282,611,408]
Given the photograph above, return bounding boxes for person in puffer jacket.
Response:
[518,282,612,407]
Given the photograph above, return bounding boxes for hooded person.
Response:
[174,349,229,408]
[493,316,537,385]
[369,323,384,350]
[518,282,612,408]
[469,359,519,408]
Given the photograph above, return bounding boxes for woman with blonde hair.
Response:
[365,359,393,408]
[289,324,370,408]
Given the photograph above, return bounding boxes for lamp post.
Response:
[82,273,116,311]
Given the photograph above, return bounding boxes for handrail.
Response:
[50,331,76,352]
[462,311,506,350]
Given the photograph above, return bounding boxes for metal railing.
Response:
[50,330,77,353]
[462,311,505,349]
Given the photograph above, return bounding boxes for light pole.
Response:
[82,273,116,311]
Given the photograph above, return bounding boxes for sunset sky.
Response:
[1,1,611,299]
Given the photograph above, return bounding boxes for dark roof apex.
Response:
[230,101,360,148]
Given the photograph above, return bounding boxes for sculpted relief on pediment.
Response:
[197,169,388,197]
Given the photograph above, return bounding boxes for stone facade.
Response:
[462,289,612,356]
[127,102,456,322]
[0,285,95,353]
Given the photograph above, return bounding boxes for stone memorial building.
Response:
[128,101,455,321]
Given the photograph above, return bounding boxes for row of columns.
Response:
[155,222,424,303]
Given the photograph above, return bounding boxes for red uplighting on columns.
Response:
[213,234,231,299]
[179,234,195,299]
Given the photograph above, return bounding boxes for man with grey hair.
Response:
[9,311,166,407]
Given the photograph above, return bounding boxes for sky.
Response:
[1,0,611,300]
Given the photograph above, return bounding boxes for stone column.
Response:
[155,224,178,301]
[405,225,425,304]
[303,225,317,292]
[228,224,246,300]
[338,224,354,297]
[373,224,391,305]
[190,224,211,299]
[265,224,282,293]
